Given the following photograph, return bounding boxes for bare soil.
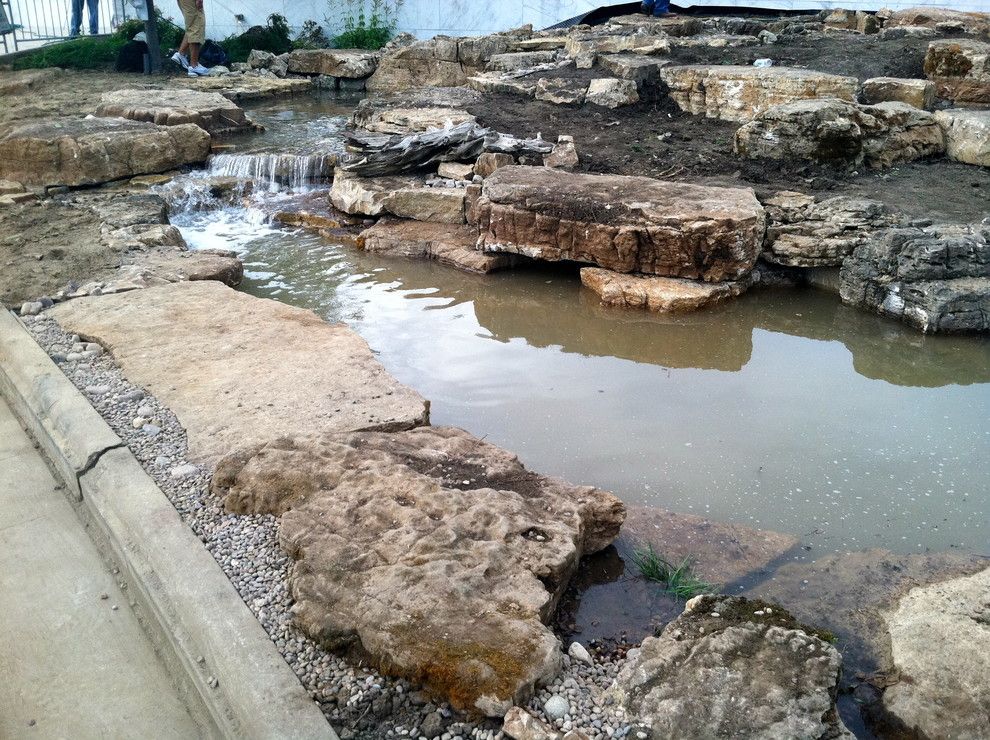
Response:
[468,33,990,223]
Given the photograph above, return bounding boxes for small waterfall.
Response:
[207,152,337,191]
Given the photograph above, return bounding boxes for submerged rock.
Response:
[472,166,766,281]
[660,65,858,122]
[50,281,429,462]
[611,595,850,739]
[580,267,752,313]
[881,566,990,740]
[0,118,210,188]
[95,89,255,136]
[210,426,626,715]
[734,99,945,169]
[840,224,990,333]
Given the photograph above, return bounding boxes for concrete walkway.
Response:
[0,396,209,739]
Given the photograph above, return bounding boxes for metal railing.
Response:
[1,0,135,53]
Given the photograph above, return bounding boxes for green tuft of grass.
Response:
[220,13,294,63]
[630,545,718,599]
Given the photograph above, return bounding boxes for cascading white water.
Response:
[207,152,336,192]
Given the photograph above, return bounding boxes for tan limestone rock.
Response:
[580,268,751,313]
[286,48,379,78]
[467,74,537,97]
[936,108,990,166]
[475,152,515,179]
[0,118,210,188]
[924,39,990,105]
[355,106,476,135]
[95,89,253,136]
[382,186,466,224]
[50,281,429,463]
[329,168,421,216]
[660,65,859,122]
[543,136,578,169]
[209,426,626,715]
[179,74,314,101]
[437,161,474,180]
[598,54,669,84]
[487,50,559,73]
[861,77,936,110]
[472,166,766,281]
[535,78,588,106]
[358,219,514,273]
[887,8,990,35]
[585,78,640,109]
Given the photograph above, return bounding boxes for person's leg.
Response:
[653,0,671,16]
[69,0,84,36]
[188,42,200,67]
[641,0,656,15]
[86,0,99,35]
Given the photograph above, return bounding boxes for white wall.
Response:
[151,0,990,42]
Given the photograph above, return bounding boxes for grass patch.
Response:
[219,13,293,63]
[631,545,718,599]
[328,0,403,50]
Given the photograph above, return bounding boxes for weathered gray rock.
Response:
[936,108,990,166]
[888,7,990,36]
[95,89,254,136]
[51,281,429,462]
[210,426,626,715]
[475,152,515,179]
[467,73,537,97]
[581,268,752,313]
[924,39,990,105]
[367,33,520,92]
[355,106,476,135]
[881,567,990,740]
[487,50,558,72]
[598,54,669,85]
[861,77,936,110]
[180,74,313,101]
[472,166,766,281]
[611,595,850,739]
[286,48,379,78]
[535,78,588,106]
[660,65,859,122]
[543,136,578,169]
[762,191,902,267]
[358,219,514,273]
[246,49,276,69]
[585,78,640,109]
[734,99,945,169]
[0,118,210,188]
[839,224,990,333]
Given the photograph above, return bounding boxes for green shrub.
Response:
[220,13,293,63]
[328,0,403,50]
[293,20,330,50]
[630,545,718,599]
[12,12,183,70]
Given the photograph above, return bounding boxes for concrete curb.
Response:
[0,309,337,740]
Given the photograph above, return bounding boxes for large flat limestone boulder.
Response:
[96,89,253,136]
[210,426,626,716]
[0,118,210,188]
[735,99,945,169]
[286,49,379,78]
[612,595,850,739]
[924,40,990,105]
[472,166,765,281]
[660,65,859,122]
[936,108,990,166]
[50,281,429,462]
[179,74,314,101]
[580,267,751,313]
[881,567,990,740]
[359,219,515,274]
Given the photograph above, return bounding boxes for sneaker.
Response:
[188,64,210,76]
[170,51,189,69]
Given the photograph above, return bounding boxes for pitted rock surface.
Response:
[660,65,858,123]
[881,567,990,740]
[95,89,253,135]
[839,224,990,333]
[210,426,626,716]
[472,166,765,281]
[925,39,990,104]
[612,595,850,739]
[50,281,429,462]
[0,117,210,187]
[286,48,379,78]
[735,99,945,169]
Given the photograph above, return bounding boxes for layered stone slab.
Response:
[286,48,379,78]
[210,426,625,716]
[0,118,210,188]
[359,219,515,274]
[50,281,430,462]
[96,89,254,136]
[580,267,751,313]
[924,39,990,105]
[860,77,936,110]
[180,74,313,101]
[472,166,766,281]
[936,108,990,167]
[660,65,859,122]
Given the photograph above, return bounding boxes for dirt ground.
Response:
[468,33,990,223]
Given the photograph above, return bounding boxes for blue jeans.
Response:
[642,0,671,15]
[70,0,99,36]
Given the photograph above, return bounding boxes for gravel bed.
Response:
[22,311,636,740]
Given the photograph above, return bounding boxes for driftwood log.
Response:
[340,121,553,177]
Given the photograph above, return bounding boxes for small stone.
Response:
[170,463,199,479]
[142,424,162,436]
[137,404,154,418]
[568,642,593,666]
[19,301,43,316]
[543,695,570,721]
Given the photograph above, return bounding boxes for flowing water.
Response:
[167,93,989,563]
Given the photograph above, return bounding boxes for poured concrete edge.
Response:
[0,308,337,740]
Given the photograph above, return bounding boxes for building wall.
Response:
[151,0,990,42]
